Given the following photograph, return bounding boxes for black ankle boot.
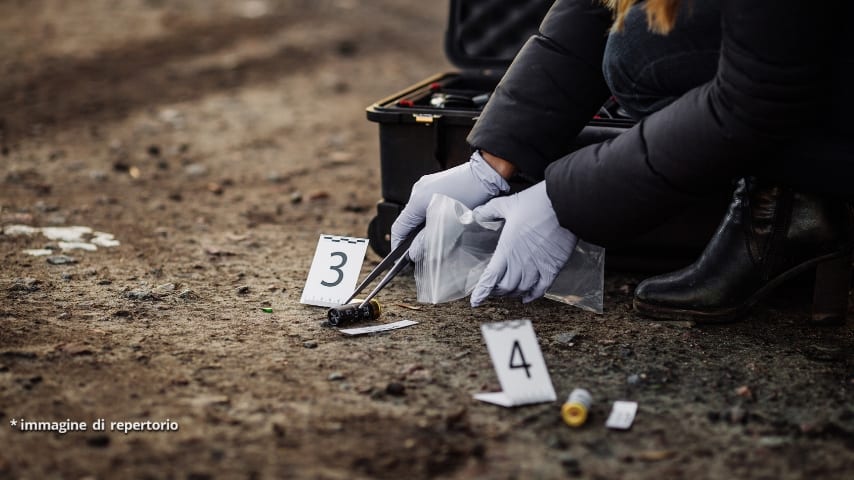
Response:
[634,178,853,324]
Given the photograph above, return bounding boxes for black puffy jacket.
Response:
[468,0,853,247]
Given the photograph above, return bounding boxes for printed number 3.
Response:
[321,251,348,287]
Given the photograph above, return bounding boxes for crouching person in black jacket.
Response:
[391,0,854,323]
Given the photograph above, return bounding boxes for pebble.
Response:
[46,255,77,265]
[89,170,108,181]
[178,289,197,300]
[9,277,40,292]
[303,341,318,349]
[328,372,345,381]
[758,436,789,448]
[559,454,581,476]
[236,285,250,295]
[308,191,330,202]
[555,332,577,345]
[188,395,231,408]
[154,283,176,295]
[727,405,747,424]
[184,163,208,177]
[335,39,358,57]
[266,172,286,183]
[289,191,303,204]
[627,374,642,386]
[343,203,369,213]
[124,289,153,301]
[735,385,754,400]
[385,382,406,396]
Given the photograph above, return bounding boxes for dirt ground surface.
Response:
[1,1,853,479]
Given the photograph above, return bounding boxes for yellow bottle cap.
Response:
[561,401,588,427]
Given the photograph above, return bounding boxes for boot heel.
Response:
[812,255,852,325]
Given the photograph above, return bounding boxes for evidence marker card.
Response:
[474,319,557,407]
[300,234,368,307]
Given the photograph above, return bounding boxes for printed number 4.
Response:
[509,340,532,378]
[321,251,348,287]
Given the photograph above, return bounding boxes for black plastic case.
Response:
[365,0,725,271]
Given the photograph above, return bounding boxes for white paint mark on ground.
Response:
[2,224,121,256]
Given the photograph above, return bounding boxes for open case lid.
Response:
[444,0,554,70]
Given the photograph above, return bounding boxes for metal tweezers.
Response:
[344,225,424,308]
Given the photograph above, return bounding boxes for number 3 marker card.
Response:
[300,234,369,307]
[474,319,557,407]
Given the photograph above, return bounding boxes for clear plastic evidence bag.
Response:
[413,194,605,313]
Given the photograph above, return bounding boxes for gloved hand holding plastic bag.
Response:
[411,194,504,304]
[412,193,605,313]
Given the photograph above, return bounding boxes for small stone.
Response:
[89,170,108,181]
[188,395,231,408]
[559,454,581,476]
[266,172,286,183]
[46,255,77,265]
[328,372,345,381]
[627,374,642,386]
[236,285,250,295]
[8,277,40,292]
[154,283,176,296]
[385,382,405,396]
[343,203,369,213]
[207,182,224,195]
[308,190,330,202]
[184,163,208,177]
[289,191,303,204]
[178,289,197,300]
[124,289,153,301]
[735,385,754,400]
[758,436,789,448]
[303,341,318,349]
[335,39,358,57]
[555,332,577,345]
[728,405,747,424]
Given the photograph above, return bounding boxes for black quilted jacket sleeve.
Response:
[469,0,839,247]
[467,0,613,178]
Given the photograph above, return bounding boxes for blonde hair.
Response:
[605,0,683,34]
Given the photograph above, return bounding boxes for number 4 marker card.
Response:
[474,319,557,407]
[300,234,369,307]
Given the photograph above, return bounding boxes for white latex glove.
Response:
[391,151,510,251]
[470,181,578,307]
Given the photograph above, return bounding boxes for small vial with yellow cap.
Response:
[561,388,593,427]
